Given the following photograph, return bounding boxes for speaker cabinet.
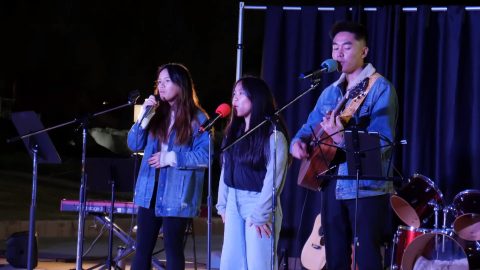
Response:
[6,231,38,268]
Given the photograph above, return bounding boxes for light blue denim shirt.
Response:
[127,110,209,217]
[291,64,398,199]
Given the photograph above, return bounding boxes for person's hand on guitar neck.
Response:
[320,111,345,145]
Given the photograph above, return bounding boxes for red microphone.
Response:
[198,103,231,133]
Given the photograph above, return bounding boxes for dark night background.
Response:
[1,0,480,262]
[0,1,255,230]
[0,1,240,147]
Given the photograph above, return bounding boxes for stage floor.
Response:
[0,234,224,270]
[0,216,224,270]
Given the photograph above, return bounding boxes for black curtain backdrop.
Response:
[260,5,480,258]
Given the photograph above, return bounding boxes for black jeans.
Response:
[322,179,391,270]
[131,206,189,270]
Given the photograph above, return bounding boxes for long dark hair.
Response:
[148,63,206,145]
[223,76,289,167]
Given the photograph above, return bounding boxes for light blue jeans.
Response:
[220,188,282,270]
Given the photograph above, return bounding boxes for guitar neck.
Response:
[333,94,349,117]
[319,93,349,133]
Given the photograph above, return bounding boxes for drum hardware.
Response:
[441,207,452,253]
[442,207,449,230]
[390,229,402,270]
[428,200,446,229]
[432,202,441,229]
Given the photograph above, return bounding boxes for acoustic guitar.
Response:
[301,214,360,270]
[301,213,326,270]
[297,76,377,191]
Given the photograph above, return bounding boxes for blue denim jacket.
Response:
[291,64,398,199]
[127,110,209,217]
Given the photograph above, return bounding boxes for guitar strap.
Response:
[340,72,382,123]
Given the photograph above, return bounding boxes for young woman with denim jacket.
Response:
[216,76,290,270]
[127,63,209,270]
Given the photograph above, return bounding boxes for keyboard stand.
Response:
[86,214,165,270]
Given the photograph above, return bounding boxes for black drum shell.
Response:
[391,174,444,228]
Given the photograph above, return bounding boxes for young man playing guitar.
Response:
[291,21,398,270]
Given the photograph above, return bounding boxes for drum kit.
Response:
[389,173,480,270]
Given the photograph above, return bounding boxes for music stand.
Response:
[85,157,136,270]
[344,130,383,178]
[344,129,385,270]
[11,111,62,164]
[10,111,62,270]
[86,157,136,193]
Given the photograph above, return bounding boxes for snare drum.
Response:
[391,174,444,228]
[390,225,430,270]
[452,189,480,241]
[401,230,480,270]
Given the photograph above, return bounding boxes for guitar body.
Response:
[301,214,326,270]
[296,76,376,191]
[297,130,337,191]
[301,214,359,270]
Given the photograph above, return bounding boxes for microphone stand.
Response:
[343,122,398,270]
[350,120,361,270]
[28,144,38,270]
[268,116,278,270]
[7,90,140,270]
[75,95,139,270]
[194,125,215,270]
[221,80,322,270]
[207,130,213,270]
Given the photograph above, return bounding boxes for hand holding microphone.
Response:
[138,94,160,128]
[142,94,161,115]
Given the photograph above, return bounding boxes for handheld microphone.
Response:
[143,94,161,116]
[138,94,160,124]
[198,103,231,133]
[299,59,338,79]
